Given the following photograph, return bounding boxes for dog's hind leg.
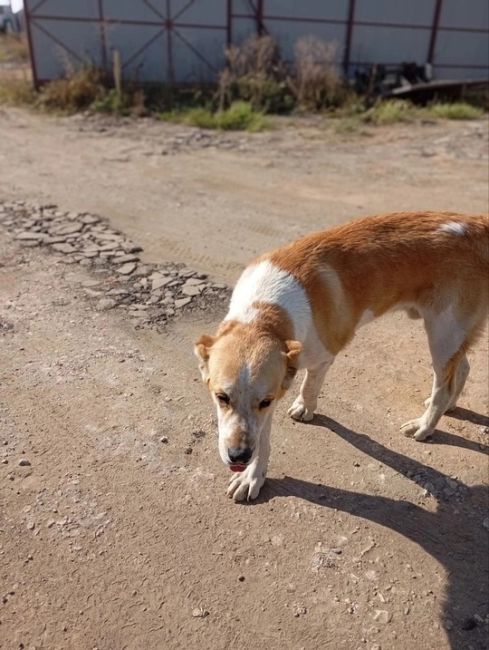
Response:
[402,307,472,441]
[288,358,333,422]
[424,353,470,412]
[446,353,470,411]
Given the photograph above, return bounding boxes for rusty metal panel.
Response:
[350,0,434,70]
[24,0,489,86]
[438,0,489,29]
[30,0,100,19]
[354,0,435,27]
[104,23,167,82]
[28,17,104,81]
[171,27,226,82]
[231,17,257,45]
[25,0,228,84]
[264,0,347,22]
[350,25,431,66]
[264,20,346,62]
[433,0,489,79]
[260,1,347,62]
[434,30,489,79]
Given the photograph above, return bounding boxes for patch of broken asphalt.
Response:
[0,200,230,329]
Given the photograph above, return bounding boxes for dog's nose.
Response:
[227,447,252,464]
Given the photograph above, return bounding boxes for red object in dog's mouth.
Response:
[229,463,246,472]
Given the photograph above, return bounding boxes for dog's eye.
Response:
[216,393,230,406]
[259,399,272,409]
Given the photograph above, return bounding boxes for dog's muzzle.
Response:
[227,446,252,471]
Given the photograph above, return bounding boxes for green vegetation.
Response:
[425,102,484,120]
[362,99,417,125]
[0,76,35,106]
[159,101,268,131]
[361,100,485,125]
[0,33,486,130]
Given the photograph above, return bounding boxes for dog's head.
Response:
[194,321,301,470]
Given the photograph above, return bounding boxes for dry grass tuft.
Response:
[218,34,291,113]
[289,37,345,109]
[37,66,107,113]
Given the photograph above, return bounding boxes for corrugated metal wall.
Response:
[25,0,489,86]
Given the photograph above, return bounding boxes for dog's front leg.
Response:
[227,415,271,502]
[288,358,333,422]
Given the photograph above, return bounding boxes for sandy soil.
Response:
[0,108,488,650]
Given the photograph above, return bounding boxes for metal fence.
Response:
[25,0,489,87]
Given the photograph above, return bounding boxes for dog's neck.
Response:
[221,300,294,348]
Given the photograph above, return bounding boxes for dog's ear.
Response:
[194,334,215,383]
[282,340,302,389]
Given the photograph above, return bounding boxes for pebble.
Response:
[45,236,68,244]
[192,607,209,618]
[151,273,172,291]
[20,239,40,247]
[52,223,83,235]
[96,298,117,311]
[52,243,76,254]
[185,277,206,286]
[175,297,192,308]
[117,262,137,275]
[80,214,100,225]
[18,458,31,466]
[115,254,140,264]
[373,609,391,624]
[132,265,153,276]
[182,284,202,297]
[0,200,230,332]
[16,231,44,240]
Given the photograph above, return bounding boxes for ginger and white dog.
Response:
[195,212,488,501]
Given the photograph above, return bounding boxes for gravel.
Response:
[0,200,230,330]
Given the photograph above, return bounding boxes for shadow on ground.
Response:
[262,415,489,650]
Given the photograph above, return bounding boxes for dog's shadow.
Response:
[259,415,489,650]
[445,406,489,429]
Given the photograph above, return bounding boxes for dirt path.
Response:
[1,108,488,283]
[0,109,488,650]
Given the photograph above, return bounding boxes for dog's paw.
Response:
[227,465,266,502]
[288,398,314,422]
[400,418,433,441]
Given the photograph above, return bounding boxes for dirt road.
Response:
[0,109,488,650]
[1,108,488,283]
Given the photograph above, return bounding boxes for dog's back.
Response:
[267,212,488,353]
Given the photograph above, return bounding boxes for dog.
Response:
[195,212,488,501]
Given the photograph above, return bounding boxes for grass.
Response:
[0,48,485,132]
[424,102,484,120]
[362,100,418,125]
[341,100,486,128]
[159,101,269,131]
[36,67,107,113]
[0,34,29,64]
[0,76,35,106]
